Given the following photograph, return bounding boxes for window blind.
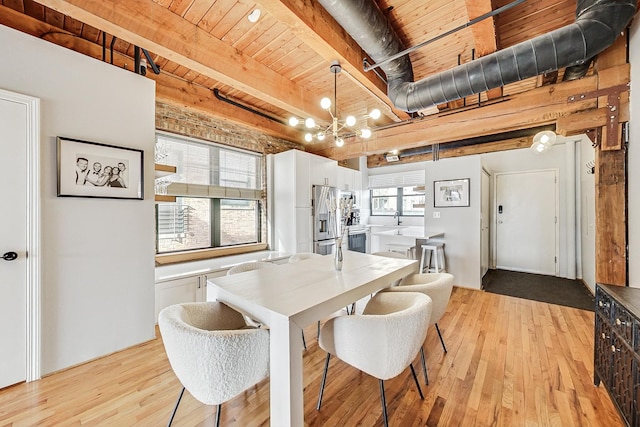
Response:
[368,170,425,189]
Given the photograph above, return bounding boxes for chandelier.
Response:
[288,61,381,147]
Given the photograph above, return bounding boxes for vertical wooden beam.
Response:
[594,32,628,286]
[595,147,627,285]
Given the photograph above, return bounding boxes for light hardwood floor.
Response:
[0,287,624,426]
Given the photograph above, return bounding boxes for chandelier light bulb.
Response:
[317,132,325,141]
[345,115,357,127]
[304,133,313,142]
[361,128,372,138]
[320,97,332,110]
[369,108,381,120]
[535,143,545,152]
[335,137,344,147]
[304,118,316,128]
[288,117,299,127]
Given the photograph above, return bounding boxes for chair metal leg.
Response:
[409,363,424,399]
[317,320,321,340]
[317,353,331,410]
[379,379,388,427]
[167,386,186,427]
[420,346,429,385]
[302,331,307,350]
[215,404,222,427]
[435,323,447,353]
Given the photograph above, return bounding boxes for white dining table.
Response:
[206,250,418,427]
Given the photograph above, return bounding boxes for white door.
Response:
[0,96,28,388]
[495,170,558,275]
[480,169,490,277]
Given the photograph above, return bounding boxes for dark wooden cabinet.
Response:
[595,284,640,426]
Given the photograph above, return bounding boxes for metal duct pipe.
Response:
[318,0,636,113]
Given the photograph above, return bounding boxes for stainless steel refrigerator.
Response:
[312,184,338,255]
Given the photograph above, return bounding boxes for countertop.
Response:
[372,227,444,239]
[155,250,291,282]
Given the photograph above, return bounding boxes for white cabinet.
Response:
[273,149,337,253]
[337,166,362,192]
[310,154,337,187]
[155,274,207,320]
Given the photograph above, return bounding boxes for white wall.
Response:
[425,156,483,289]
[0,25,156,374]
[629,20,640,288]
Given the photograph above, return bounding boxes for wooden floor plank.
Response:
[0,288,625,426]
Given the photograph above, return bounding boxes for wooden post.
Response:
[594,32,628,286]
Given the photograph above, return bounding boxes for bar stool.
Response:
[419,242,446,273]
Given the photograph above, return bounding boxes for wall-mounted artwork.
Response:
[433,178,469,207]
[57,136,143,200]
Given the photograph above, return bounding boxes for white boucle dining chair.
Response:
[316,292,432,427]
[226,261,276,275]
[158,302,269,427]
[288,252,322,263]
[381,272,454,385]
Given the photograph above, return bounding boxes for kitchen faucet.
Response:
[393,211,402,226]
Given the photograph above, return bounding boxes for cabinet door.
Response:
[295,151,311,207]
[336,166,346,191]
[296,207,313,253]
[612,334,635,424]
[310,155,337,186]
[595,312,612,386]
[155,275,203,321]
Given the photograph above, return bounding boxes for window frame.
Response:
[154,132,265,262]
[370,186,425,217]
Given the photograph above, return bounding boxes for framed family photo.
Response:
[433,178,470,207]
[57,136,144,200]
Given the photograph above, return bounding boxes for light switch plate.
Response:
[433,211,440,218]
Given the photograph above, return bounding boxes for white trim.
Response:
[0,89,41,382]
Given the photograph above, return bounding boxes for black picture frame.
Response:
[57,136,144,200]
[433,178,470,207]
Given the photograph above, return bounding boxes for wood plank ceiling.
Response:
[0,0,579,161]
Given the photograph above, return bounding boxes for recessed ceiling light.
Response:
[248,9,261,23]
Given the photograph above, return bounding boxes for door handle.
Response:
[2,251,18,261]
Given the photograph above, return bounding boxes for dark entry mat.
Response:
[482,269,594,311]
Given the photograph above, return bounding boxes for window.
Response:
[155,133,262,254]
[370,186,425,216]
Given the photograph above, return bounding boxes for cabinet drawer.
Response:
[612,302,635,346]
[596,287,613,319]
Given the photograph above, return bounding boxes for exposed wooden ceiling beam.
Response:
[32,0,327,120]
[256,0,410,121]
[0,4,302,142]
[366,136,532,168]
[310,76,600,160]
[465,0,498,56]
[465,0,502,100]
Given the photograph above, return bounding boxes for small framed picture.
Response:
[57,136,144,200]
[433,178,470,207]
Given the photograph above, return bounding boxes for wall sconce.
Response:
[530,130,557,153]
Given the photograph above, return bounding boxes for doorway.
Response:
[495,169,558,275]
[0,89,40,388]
